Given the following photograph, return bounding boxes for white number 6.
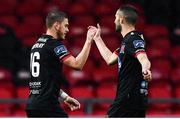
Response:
[30,52,40,77]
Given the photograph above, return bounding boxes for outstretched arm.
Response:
[63,27,96,70]
[137,53,152,81]
[93,24,118,65]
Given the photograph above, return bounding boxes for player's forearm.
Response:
[94,37,113,65]
[140,58,151,71]
[75,40,92,70]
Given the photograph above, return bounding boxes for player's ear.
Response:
[120,17,124,24]
[54,22,60,31]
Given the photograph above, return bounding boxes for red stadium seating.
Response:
[151,59,172,80]
[147,108,171,117]
[93,66,117,83]
[170,46,180,66]
[174,84,180,109]
[96,83,116,109]
[70,85,94,99]
[12,109,26,117]
[99,16,115,35]
[149,80,172,109]
[68,109,86,117]
[16,86,29,109]
[0,111,12,117]
[146,46,168,59]
[0,15,19,30]
[148,37,171,53]
[143,25,169,40]
[69,3,87,15]
[0,0,17,15]
[72,15,95,27]
[0,86,14,110]
[0,67,12,81]
[68,24,86,36]
[21,36,38,48]
[16,0,45,17]
[95,3,115,16]
[93,107,107,117]
[170,66,180,83]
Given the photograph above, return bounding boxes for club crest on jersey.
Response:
[133,40,145,48]
[54,45,67,56]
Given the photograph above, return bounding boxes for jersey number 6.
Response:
[30,52,40,77]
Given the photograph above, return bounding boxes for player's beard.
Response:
[115,24,122,32]
[57,30,65,40]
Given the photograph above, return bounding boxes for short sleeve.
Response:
[53,42,71,62]
[125,35,146,57]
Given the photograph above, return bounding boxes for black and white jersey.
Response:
[108,31,148,113]
[26,35,71,110]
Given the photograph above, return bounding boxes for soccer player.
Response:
[25,10,96,117]
[92,5,152,117]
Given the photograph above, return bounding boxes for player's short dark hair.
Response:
[118,5,138,25]
[46,10,68,28]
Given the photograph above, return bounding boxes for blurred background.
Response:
[0,0,180,117]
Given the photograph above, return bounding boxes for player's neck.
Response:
[121,25,135,38]
[46,29,58,39]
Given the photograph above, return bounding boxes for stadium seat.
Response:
[148,37,171,53]
[72,15,95,27]
[69,3,87,15]
[170,66,180,83]
[0,15,19,30]
[0,86,14,110]
[21,36,38,48]
[75,0,95,10]
[146,46,169,59]
[95,3,115,16]
[143,25,169,40]
[100,15,115,30]
[93,107,107,117]
[147,108,171,117]
[68,109,86,117]
[174,84,180,109]
[96,83,116,109]
[70,85,94,99]
[12,108,26,117]
[0,0,17,15]
[148,80,172,109]
[151,59,172,80]
[92,68,117,83]
[16,0,45,17]
[0,110,12,117]
[102,35,120,51]
[170,46,180,66]
[0,67,12,81]
[136,16,146,32]
[16,86,29,109]
[68,24,86,36]
[96,83,116,99]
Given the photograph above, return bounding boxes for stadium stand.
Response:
[0,0,180,117]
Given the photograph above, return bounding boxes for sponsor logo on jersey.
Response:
[133,40,145,48]
[54,45,67,56]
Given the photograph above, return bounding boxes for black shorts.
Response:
[107,106,146,117]
[26,109,68,118]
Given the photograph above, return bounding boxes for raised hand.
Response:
[93,23,101,40]
[64,96,80,111]
[86,26,97,43]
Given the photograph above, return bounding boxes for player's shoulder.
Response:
[126,31,144,42]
